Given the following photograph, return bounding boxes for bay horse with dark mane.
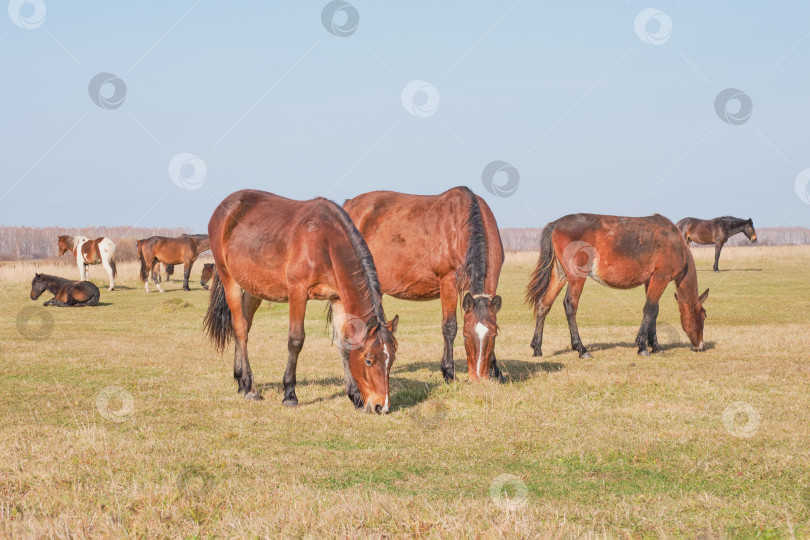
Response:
[57,235,117,291]
[527,214,709,359]
[344,186,503,382]
[676,216,757,272]
[204,189,399,413]
[30,273,99,307]
[136,234,210,292]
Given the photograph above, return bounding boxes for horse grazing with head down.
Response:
[57,235,117,291]
[199,263,214,290]
[527,214,709,359]
[136,234,210,292]
[676,216,757,272]
[344,187,504,382]
[204,189,399,414]
[30,273,99,307]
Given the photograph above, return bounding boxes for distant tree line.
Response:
[499,227,810,251]
[0,226,193,261]
[2,224,807,260]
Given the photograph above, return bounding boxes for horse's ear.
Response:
[699,288,709,304]
[673,292,678,302]
[462,293,474,312]
[386,314,399,334]
[490,295,502,314]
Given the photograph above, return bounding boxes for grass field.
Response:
[1,246,809,537]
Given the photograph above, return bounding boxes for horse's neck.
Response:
[328,242,376,320]
[675,256,699,306]
[44,276,67,292]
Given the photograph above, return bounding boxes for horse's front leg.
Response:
[330,300,363,408]
[713,242,724,272]
[282,289,307,407]
[78,261,87,281]
[438,276,458,383]
[638,277,667,356]
[182,259,194,291]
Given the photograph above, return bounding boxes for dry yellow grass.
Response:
[1,246,809,537]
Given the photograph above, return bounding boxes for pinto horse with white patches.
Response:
[204,189,399,413]
[527,214,709,359]
[57,235,117,291]
[344,186,504,382]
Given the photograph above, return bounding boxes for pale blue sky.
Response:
[2,1,809,232]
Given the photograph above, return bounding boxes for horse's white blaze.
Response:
[383,343,391,411]
[475,322,489,376]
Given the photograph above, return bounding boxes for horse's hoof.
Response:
[579,352,592,360]
[282,398,298,407]
[244,392,263,401]
[638,350,651,357]
[532,350,543,357]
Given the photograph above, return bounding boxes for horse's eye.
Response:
[364,357,373,367]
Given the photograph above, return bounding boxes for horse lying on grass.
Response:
[30,273,99,307]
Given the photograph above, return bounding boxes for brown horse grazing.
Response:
[30,273,99,307]
[204,189,399,413]
[676,216,757,272]
[526,214,709,359]
[344,186,504,382]
[136,234,210,292]
[57,235,117,291]
[199,263,214,290]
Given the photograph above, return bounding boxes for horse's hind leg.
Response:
[101,258,114,291]
[438,275,458,383]
[151,260,164,293]
[637,276,668,356]
[562,277,590,359]
[282,288,307,407]
[182,259,195,291]
[220,270,260,399]
[531,261,567,357]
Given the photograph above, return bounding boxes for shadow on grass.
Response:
[498,358,566,382]
[546,340,716,357]
[696,268,762,272]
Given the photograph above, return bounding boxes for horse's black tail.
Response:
[165,264,175,278]
[110,260,117,279]
[138,243,148,282]
[525,220,558,315]
[203,270,234,353]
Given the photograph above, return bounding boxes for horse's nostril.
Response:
[374,404,383,414]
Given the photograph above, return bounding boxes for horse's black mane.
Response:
[322,198,386,324]
[461,187,488,295]
[34,273,74,288]
[716,216,749,225]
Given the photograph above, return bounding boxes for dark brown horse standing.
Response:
[30,273,99,307]
[344,186,504,382]
[136,234,210,292]
[676,216,757,272]
[527,214,708,358]
[204,190,399,413]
